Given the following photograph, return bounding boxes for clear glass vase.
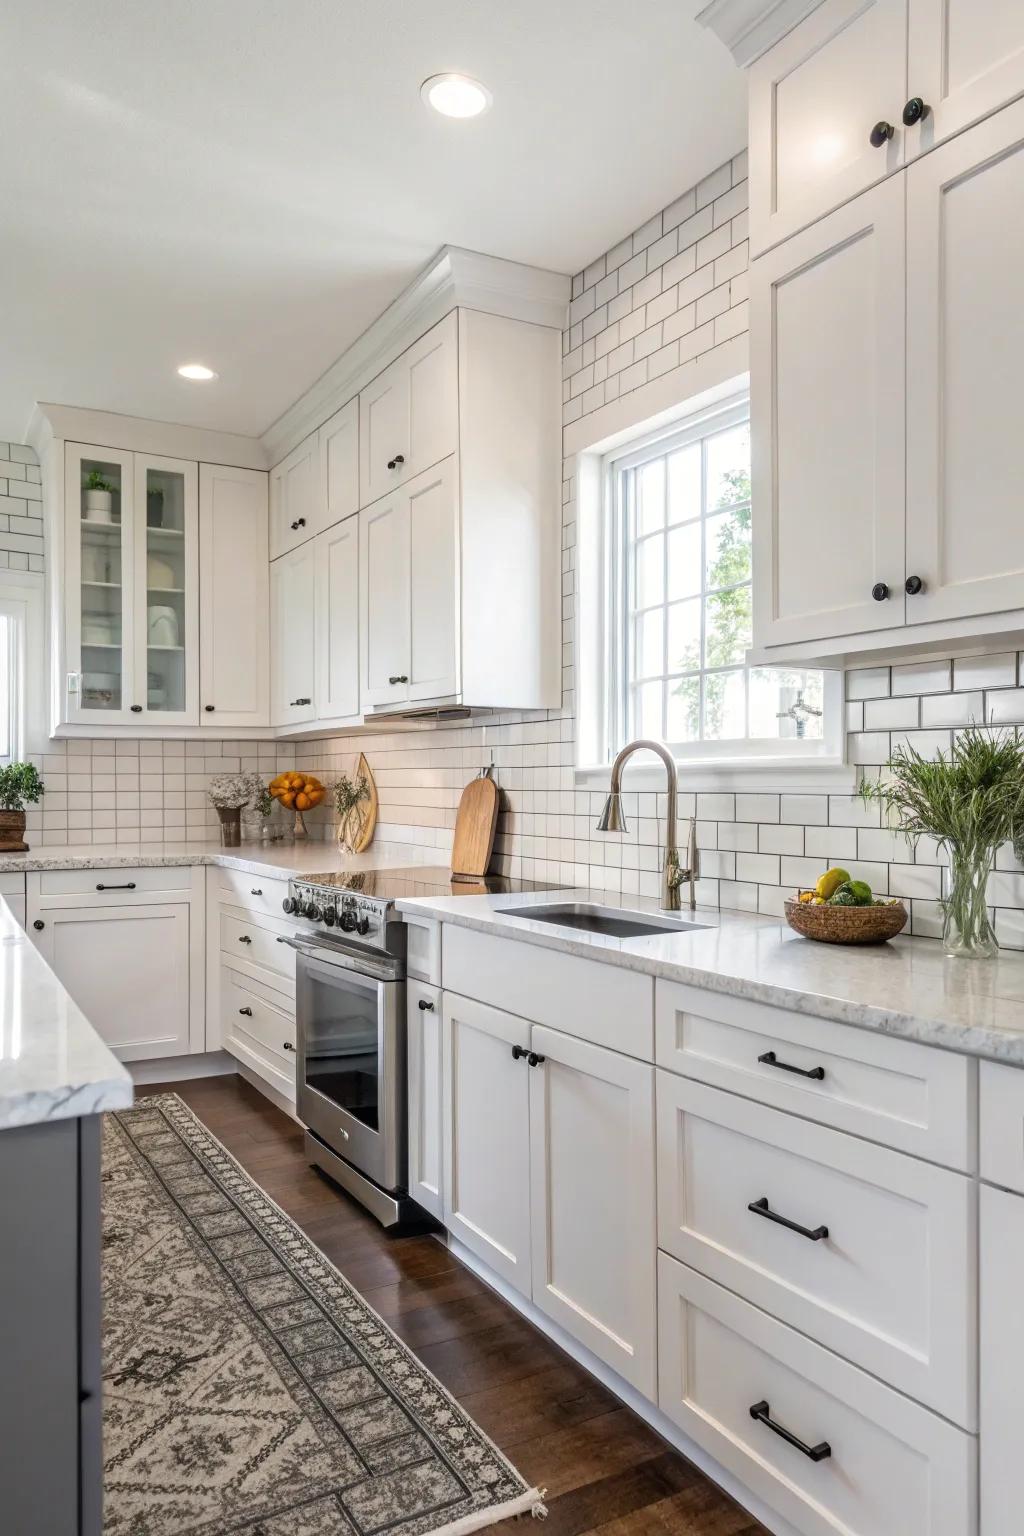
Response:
[942,843,997,959]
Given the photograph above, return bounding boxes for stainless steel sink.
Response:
[501,902,709,939]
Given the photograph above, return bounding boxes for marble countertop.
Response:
[0,900,132,1130]
[396,887,1024,1065]
[0,839,435,881]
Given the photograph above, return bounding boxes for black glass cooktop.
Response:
[295,866,561,900]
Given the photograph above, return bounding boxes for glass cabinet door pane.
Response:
[144,467,187,713]
[79,455,126,713]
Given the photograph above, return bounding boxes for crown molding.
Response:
[26,402,266,469]
[696,0,825,65]
[259,244,570,467]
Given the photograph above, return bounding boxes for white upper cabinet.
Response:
[750,0,1024,256]
[318,398,359,532]
[359,486,410,710]
[749,0,908,254]
[199,464,269,729]
[269,430,318,559]
[359,312,458,506]
[64,444,199,726]
[905,100,1024,624]
[314,514,360,724]
[270,541,316,727]
[751,178,907,647]
[908,0,1024,152]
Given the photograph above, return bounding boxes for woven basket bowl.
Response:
[784,897,909,945]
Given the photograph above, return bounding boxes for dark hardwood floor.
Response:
[137,1072,769,1536]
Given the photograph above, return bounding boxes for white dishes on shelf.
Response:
[148,606,179,647]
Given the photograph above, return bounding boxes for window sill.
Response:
[575,758,857,795]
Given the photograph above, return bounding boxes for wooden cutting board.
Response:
[451,770,499,879]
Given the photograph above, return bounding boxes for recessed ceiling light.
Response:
[421,73,492,119]
[177,363,217,381]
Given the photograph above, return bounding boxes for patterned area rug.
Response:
[103,1094,544,1535]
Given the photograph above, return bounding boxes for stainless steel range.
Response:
[283,866,556,1226]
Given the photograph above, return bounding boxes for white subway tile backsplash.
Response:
[954,653,1017,691]
[920,691,984,728]
[986,689,1024,724]
[891,661,952,696]
[845,667,890,700]
[863,697,919,730]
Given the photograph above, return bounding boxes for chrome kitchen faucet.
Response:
[596,738,699,912]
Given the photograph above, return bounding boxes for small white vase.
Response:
[83,489,113,523]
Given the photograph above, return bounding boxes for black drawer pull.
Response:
[527,1052,545,1067]
[511,1044,528,1061]
[388,675,409,685]
[749,1400,831,1462]
[758,1050,825,1082]
[418,998,435,1011]
[290,516,307,530]
[238,1006,253,1017]
[749,1196,828,1242]
[386,453,406,470]
[96,882,137,891]
[250,888,263,896]
[238,934,252,945]
[289,696,312,706]
[283,1041,296,1052]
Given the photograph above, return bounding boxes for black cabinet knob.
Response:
[871,582,890,602]
[204,704,215,713]
[238,1006,253,1017]
[418,998,435,1011]
[289,697,312,706]
[905,575,924,595]
[386,453,406,470]
[869,120,895,148]
[238,934,252,944]
[283,1041,296,1052]
[290,517,306,530]
[388,675,409,685]
[527,1052,546,1068]
[33,919,44,931]
[902,96,929,126]
[130,704,143,713]
[250,888,262,897]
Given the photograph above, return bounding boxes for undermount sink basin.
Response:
[501,902,709,939]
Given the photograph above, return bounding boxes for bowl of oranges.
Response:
[785,867,907,945]
[269,771,326,836]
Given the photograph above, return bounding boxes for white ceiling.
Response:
[0,1,745,443]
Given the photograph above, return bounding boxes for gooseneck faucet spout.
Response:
[596,739,699,911]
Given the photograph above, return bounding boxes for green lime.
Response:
[847,880,873,906]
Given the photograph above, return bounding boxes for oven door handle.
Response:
[285,934,401,985]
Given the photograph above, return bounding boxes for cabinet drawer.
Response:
[656,979,974,1170]
[404,912,440,984]
[222,965,296,1098]
[658,1253,976,1536]
[442,925,654,1059]
[220,909,295,984]
[980,1059,1024,1193]
[216,867,289,920]
[38,865,193,898]
[657,1072,975,1426]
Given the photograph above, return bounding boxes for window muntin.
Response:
[608,402,825,758]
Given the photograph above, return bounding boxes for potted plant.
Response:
[207,773,264,848]
[0,763,44,851]
[860,727,1024,958]
[83,469,115,523]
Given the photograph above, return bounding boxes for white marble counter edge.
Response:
[396,892,1024,1066]
[0,899,133,1130]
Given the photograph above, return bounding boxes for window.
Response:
[0,573,46,763]
[600,398,831,764]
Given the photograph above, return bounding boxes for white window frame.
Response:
[576,391,847,790]
[0,571,46,762]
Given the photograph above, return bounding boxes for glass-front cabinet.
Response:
[64,443,198,725]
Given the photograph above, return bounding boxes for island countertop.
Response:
[0,900,132,1129]
[397,887,1024,1066]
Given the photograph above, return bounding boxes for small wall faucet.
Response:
[596,738,699,912]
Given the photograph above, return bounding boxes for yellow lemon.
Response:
[816,867,850,901]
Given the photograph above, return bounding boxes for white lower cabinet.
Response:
[441,992,532,1295]
[980,1182,1024,1536]
[407,979,442,1219]
[33,902,195,1061]
[658,1253,976,1536]
[656,1072,976,1426]
[528,1024,656,1395]
[221,965,296,1100]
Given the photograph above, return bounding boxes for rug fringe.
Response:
[428,1487,548,1535]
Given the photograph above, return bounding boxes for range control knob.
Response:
[356,917,371,936]
[282,896,298,915]
[322,908,337,927]
[338,911,355,933]
[303,902,322,922]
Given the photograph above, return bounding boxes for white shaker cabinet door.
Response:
[441,991,532,1296]
[407,980,443,1220]
[359,312,458,506]
[748,0,908,254]
[34,903,193,1061]
[408,456,459,704]
[270,542,316,727]
[905,100,1024,624]
[359,489,409,710]
[318,398,359,532]
[199,463,269,728]
[980,1183,1024,1536]
[528,1025,657,1396]
[751,176,906,648]
[908,0,1024,151]
[314,515,359,724]
[269,432,318,559]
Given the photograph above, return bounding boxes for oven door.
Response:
[292,940,406,1193]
